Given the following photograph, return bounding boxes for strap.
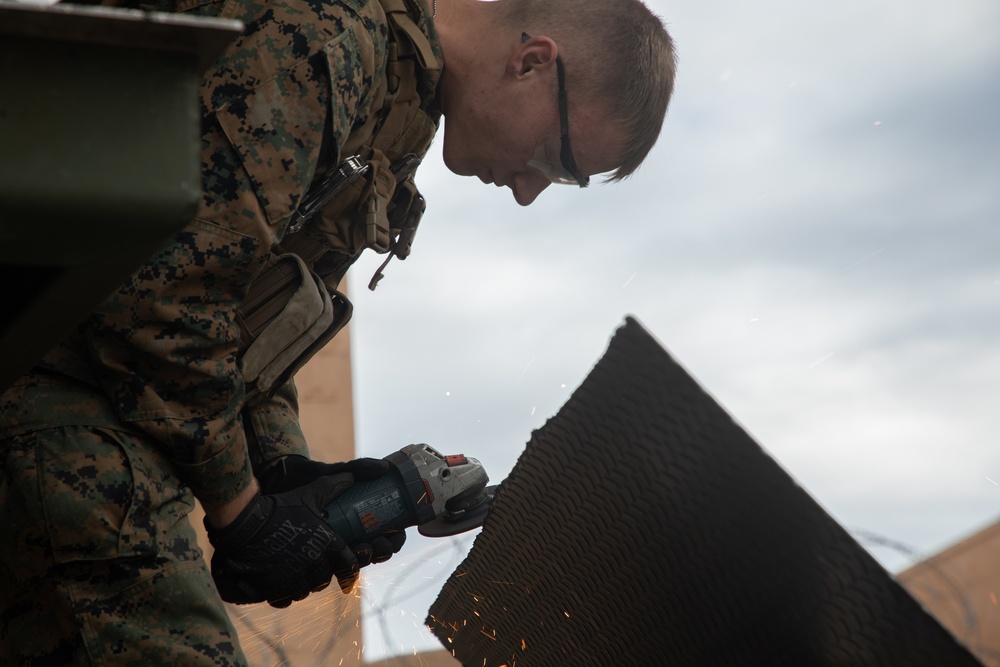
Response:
[379,0,440,71]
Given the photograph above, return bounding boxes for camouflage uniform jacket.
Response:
[0,0,442,506]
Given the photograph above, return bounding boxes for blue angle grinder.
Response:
[323,444,496,546]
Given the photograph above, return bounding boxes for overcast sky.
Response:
[344,0,1000,658]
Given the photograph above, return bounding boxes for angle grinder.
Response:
[323,444,496,547]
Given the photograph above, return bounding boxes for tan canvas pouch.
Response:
[236,253,352,402]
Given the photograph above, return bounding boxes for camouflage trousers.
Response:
[0,425,248,666]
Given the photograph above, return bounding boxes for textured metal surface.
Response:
[427,317,983,667]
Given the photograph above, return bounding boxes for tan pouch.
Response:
[236,253,352,402]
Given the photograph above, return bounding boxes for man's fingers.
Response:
[368,536,395,564]
[353,542,374,567]
[310,472,356,508]
[337,568,360,594]
[330,538,360,594]
[340,457,390,481]
[385,530,406,554]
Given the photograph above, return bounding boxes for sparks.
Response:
[513,356,536,386]
[807,352,834,369]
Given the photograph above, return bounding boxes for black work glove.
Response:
[257,455,407,566]
[206,474,359,608]
[258,455,390,494]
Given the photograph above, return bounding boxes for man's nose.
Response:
[511,173,552,206]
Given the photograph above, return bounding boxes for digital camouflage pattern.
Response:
[0,420,244,665]
[0,0,441,662]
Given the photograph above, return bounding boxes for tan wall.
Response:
[896,520,1000,667]
[193,318,457,666]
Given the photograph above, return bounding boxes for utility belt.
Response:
[236,150,426,403]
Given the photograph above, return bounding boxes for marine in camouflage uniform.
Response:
[0,0,441,662]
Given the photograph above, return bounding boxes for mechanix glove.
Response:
[257,455,407,566]
[206,474,359,608]
[258,455,389,494]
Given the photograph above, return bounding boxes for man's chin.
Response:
[440,141,478,177]
[441,155,473,178]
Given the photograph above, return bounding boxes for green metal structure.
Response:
[0,2,242,393]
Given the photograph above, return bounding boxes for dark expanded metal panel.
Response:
[427,317,982,667]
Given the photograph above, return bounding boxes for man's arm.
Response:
[244,380,310,473]
[85,217,262,507]
[204,476,260,528]
[83,0,387,510]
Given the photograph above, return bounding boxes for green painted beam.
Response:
[0,3,242,393]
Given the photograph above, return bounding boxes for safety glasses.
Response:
[522,33,589,187]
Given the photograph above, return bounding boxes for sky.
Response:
[346,0,1000,659]
[6,0,994,660]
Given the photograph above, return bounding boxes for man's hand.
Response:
[258,455,407,565]
[206,474,359,607]
[258,455,389,494]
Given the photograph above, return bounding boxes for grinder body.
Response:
[323,444,491,547]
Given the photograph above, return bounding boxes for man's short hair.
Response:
[492,0,678,181]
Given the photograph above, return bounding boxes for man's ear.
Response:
[511,35,558,79]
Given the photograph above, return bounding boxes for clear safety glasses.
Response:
[521,33,590,188]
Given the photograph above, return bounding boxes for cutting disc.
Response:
[419,485,497,537]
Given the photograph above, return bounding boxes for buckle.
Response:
[365,194,391,252]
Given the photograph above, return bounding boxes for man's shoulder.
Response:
[221,0,390,37]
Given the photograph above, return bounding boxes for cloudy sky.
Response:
[343,0,1000,658]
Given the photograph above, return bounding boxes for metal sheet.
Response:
[427,317,983,667]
